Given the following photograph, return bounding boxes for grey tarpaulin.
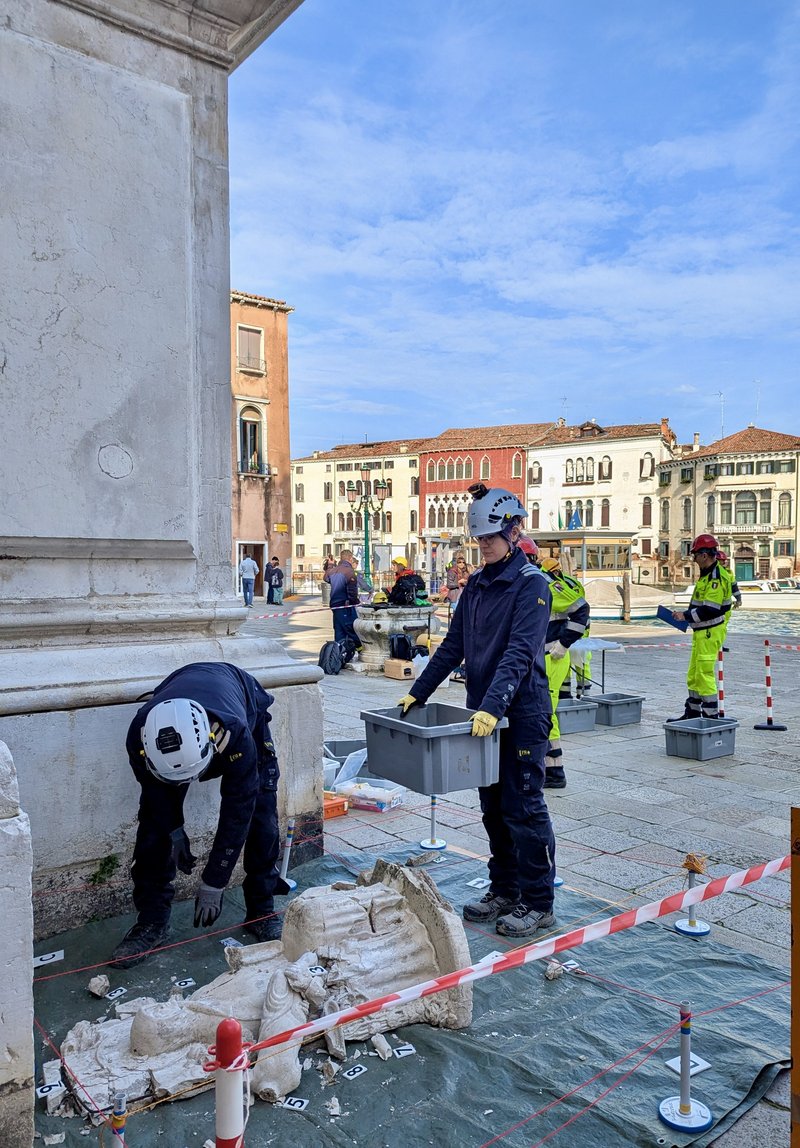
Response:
[34,847,788,1147]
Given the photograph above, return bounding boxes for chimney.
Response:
[660,417,669,436]
[692,432,700,452]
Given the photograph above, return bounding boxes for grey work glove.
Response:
[193,881,225,928]
[548,641,568,661]
[169,827,197,876]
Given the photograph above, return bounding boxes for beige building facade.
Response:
[657,427,800,584]
[230,290,293,599]
[291,439,426,585]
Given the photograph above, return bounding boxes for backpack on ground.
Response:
[389,634,415,661]
[318,641,344,675]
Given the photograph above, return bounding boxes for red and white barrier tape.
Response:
[243,853,789,1056]
[717,648,725,718]
[621,642,690,650]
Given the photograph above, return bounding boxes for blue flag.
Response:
[568,510,582,530]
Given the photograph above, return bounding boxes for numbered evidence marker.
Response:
[393,1044,416,1059]
[174,978,196,989]
[307,966,325,976]
[33,950,65,968]
[465,878,491,890]
[105,987,127,1001]
[280,1097,310,1112]
[220,937,244,948]
[342,1063,368,1081]
[36,1083,67,1114]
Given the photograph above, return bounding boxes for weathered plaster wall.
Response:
[0,743,34,1148]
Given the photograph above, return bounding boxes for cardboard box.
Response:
[383,658,415,680]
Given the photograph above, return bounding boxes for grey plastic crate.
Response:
[663,717,739,761]
[555,698,598,734]
[593,692,644,727]
[360,703,509,795]
[322,738,385,783]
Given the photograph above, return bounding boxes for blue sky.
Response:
[229,1,800,457]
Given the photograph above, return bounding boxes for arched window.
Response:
[338,480,346,497]
[438,460,446,481]
[585,499,594,527]
[599,456,612,480]
[512,453,523,479]
[735,491,756,525]
[363,479,372,497]
[410,476,419,495]
[576,500,584,524]
[384,478,392,497]
[456,508,465,527]
[410,510,418,533]
[446,458,455,481]
[528,461,542,485]
[480,456,491,480]
[337,513,344,530]
[660,499,670,532]
[385,511,393,532]
[346,513,354,531]
[355,513,363,530]
[706,495,715,529]
[294,483,304,502]
[601,498,610,528]
[447,505,455,528]
[427,460,435,482]
[295,513,304,535]
[437,506,446,528]
[586,457,595,481]
[239,406,263,472]
[326,513,332,533]
[372,511,380,530]
[565,459,574,482]
[682,497,692,531]
[575,458,585,482]
[355,480,363,495]
[323,482,333,501]
[530,502,540,530]
[464,458,473,480]
[428,506,436,528]
[565,500,573,521]
[456,458,464,480]
[642,497,652,527]
[640,452,654,479]
[779,492,792,527]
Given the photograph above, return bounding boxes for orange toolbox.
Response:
[323,791,349,819]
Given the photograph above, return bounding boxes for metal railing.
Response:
[237,355,266,373]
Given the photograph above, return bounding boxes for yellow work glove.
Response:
[471,711,498,737]
[398,694,419,714]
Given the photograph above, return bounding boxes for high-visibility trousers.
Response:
[686,625,725,717]
[546,651,572,740]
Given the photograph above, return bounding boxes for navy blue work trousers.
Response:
[130,757,281,928]
[478,713,556,911]
[333,605,358,646]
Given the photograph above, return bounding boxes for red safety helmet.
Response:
[690,534,719,554]
[517,537,539,558]
[717,550,729,563]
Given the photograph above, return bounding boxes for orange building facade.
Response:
[230,290,293,600]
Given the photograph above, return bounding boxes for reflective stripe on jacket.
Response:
[686,563,734,630]
[542,571,591,650]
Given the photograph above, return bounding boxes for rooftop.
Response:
[230,288,294,313]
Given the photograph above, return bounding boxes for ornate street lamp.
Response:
[346,464,389,585]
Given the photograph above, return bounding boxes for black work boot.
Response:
[109,922,169,969]
[463,890,520,923]
[243,912,282,943]
[496,904,556,938]
[544,767,567,789]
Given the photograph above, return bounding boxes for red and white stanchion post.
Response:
[716,649,725,719]
[658,1001,713,1132]
[754,640,788,731]
[206,1017,248,1148]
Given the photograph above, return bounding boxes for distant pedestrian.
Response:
[266,556,284,605]
[444,552,472,608]
[386,557,426,606]
[238,554,259,608]
[323,549,361,649]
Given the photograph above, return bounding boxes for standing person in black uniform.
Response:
[110,662,288,969]
[397,485,556,939]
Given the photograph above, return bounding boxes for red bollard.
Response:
[716,649,724,719]
[208,1017,247,1148]
[754,640,787,731]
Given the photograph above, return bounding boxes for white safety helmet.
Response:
[467,483,527,539]
[141,698,215,784]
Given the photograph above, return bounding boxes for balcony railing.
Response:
[237,355,266,374]
[238,462,272,478]
[713,522,775,534]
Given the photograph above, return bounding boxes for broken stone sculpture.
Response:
[60,861,472,1114]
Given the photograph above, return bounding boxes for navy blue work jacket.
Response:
[126,662,277,889]
[411,548,552,722]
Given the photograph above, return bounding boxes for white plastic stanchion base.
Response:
[419,837,447,850]
[658,1097,713,1132]
[674,918,711,937]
